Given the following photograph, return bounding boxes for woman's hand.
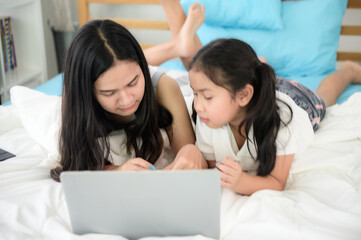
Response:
[215,156,243,192]
[107,158,155,171]
[163,144,208,170]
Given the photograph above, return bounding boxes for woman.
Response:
[50,19,206,182]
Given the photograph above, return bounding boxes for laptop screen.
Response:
[61,169,221,239]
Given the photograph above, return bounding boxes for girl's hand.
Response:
[215,156,243,191]
[113,158,156,171]
[215,154,294,195]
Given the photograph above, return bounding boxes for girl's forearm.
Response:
[232,154,293,195]
[234,173,285,196]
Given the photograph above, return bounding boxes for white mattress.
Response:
[1,69,361,240]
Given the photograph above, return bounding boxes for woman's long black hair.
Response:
[51,20,172,182]
[189,38,292,176]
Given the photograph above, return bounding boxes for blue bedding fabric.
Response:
[181,0,283,30]
[4,0,360,105]
[161,0,361,104]
[34,74,64,96]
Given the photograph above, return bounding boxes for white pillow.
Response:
[0,105,22,135]
[10,86,62,156]
[8,68,191,156]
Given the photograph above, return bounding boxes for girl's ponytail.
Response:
[243,61,280,176]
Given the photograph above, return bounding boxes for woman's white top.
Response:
[195,91,314,175]
[107,129,173,169]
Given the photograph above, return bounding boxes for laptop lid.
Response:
[60,170,221,239]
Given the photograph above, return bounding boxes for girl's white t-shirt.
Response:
[195,91,314,175]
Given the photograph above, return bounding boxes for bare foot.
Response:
[341,61,361,84]
[258,56,267,63]
[175,2,205,59]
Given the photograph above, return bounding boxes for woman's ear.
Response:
[236,84,254,107]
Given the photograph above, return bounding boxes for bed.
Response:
[1,0,361,239]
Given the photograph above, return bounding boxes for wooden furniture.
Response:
[77,0,168,49]
[338,0,361,61]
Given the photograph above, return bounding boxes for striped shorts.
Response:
[276,76,326,131]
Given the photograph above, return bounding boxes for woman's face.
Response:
[94,60,145,122]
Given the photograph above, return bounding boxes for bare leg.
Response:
[159,0,186,38]
[144,1,204,69]
[143,39,179,66]
[173,2,204,68]
[316,61,361,107]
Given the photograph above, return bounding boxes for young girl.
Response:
[50,19,207,182]
[189,38,361,195]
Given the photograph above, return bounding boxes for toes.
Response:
[189,2,200,11]
[258,56,267,63]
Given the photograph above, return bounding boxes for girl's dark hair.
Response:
[189,38,292,176]
[51,20,172,182]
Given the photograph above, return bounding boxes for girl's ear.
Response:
[236,84,254,107]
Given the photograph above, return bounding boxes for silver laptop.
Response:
[60,169,221,239]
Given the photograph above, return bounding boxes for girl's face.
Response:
[94,60,145,123]
[189,70,245,129]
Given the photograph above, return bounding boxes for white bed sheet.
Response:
[1,69,361,240]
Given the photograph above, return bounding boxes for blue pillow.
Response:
[180,0,283,30]
[194,0,347,77]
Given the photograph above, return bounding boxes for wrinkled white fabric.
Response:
[1,70,361,240]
